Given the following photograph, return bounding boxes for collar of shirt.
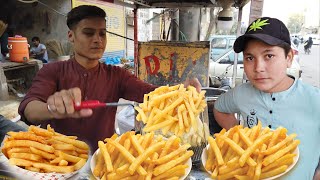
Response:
[71,58,101,75]
[259,77,298,102]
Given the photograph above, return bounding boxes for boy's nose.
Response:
[254,59,266,72]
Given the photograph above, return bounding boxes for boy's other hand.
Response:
[184,77,201,93]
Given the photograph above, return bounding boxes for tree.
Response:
[287,13,304,34]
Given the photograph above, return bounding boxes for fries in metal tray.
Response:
[202,122,300,180]
[91,131,193,180]
[1,125,89,178]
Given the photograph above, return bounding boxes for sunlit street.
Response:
[299,45,320,87]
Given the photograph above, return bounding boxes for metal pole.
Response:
[231,6,243,88]
[249,0,264,24]
[170,9,179,41]
[134,9,139,77]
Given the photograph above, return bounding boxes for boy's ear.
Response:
[286,49,294,67]
[68,30,74,43]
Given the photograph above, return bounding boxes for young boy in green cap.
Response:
[214,17,320,179]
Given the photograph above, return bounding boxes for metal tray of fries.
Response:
[1,156,80,180]
[90,132,193,180]
[201,124,300,179]
[0,125,90,180]
[201,145,299,180]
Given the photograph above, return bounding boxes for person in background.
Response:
[293,36,300,47]
[213,17,320,179]
[304,36,313,54]
[30,36,48,63]
[18,5,201,151]
[0,1,15,60]
[300,37,304,44]
[0,28,8,59]
[0,114,26,144]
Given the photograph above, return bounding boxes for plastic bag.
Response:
[116,106,135,135]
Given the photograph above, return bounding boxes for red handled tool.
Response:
[74,100,133,111]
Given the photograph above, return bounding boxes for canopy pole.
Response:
[134,8,139,76]
[231,6,243,88]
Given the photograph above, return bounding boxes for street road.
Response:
[299,45,320,88]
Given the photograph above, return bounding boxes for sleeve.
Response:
[40,44,47,50]
[214,87,240,114]
[117,67,157,103]
[18,63,59,122]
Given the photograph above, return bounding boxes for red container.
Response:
[7,37,30,62]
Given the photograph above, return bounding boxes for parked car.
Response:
[209,48,302,87]
[210,35,236,60]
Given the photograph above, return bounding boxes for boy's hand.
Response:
[46,87,92,119]
[184,77,201,93]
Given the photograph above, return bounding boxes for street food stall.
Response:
[0,0,304,180]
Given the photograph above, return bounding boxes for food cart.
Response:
[122,1,250,179]
[0,1,257,179]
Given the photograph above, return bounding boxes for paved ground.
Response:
[299,45,320,88]
[0,96,22,120]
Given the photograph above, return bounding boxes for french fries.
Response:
[205,123,299,179]
[135,84,209,146]
[93,131,193,179]
[1,125,89,174]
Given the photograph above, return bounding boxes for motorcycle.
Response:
[304,39,313,55]
[209,64,233,90]
[304,46,311,55]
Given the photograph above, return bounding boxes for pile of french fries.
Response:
[205,122,300,180]
[93,131,194,180]
[135,84,209,146]
[1,125,89,174]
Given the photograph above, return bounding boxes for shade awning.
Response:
[101,0,250,8]
[104,0,250,8]
[129,0,217,8]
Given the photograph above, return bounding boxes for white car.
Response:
[209,48,302,87]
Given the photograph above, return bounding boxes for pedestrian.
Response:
[304,36,313,54]
[293,36,299,47]
[18,5,201,151]
[213,17,320,179]
[30,36,48,63]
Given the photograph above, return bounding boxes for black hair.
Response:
[67,5,106,30]
[277,42,292,57]
[32,36,40,42]
[244,37,292,57]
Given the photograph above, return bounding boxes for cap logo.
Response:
[248,18,270,32]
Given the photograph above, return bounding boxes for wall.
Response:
[73,0,126,61]
[12,0,72,60]
[125,8,163,58]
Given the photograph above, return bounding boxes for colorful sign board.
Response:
[138,41,210,87]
